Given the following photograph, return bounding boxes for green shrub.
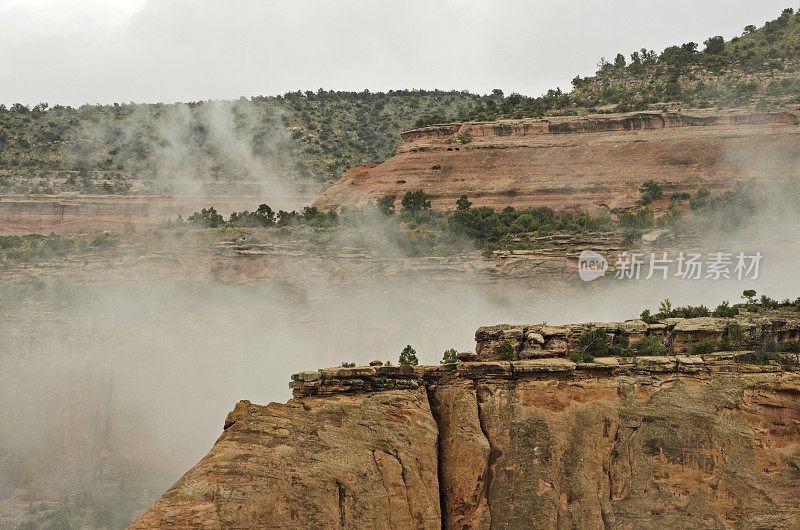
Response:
[690,339,718,355]
[188,207,225,228]
[341,361,355,368]
[574,328,611,361]
[90,232,118,249]
[639,180,664,205]
[689,188,711,211]
[712,301,739,317]
[496,341,515,361]
[377,195,395,216]
[228,204,276,227]
[401,190,431,213]
[718,322,745,351]
[645,299,711,320]
[735,351,798,367]
[640,309,656,324]
[779,340,800,353]
[742,289,757,304]
[619,207,655,229]
[621,228,642,248]
[629,336,668,356]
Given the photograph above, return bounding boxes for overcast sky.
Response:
[0,0,793,106]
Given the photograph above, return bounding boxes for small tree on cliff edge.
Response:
[399,345,419,366]
[742,289,757,305]
[441,348,458,364]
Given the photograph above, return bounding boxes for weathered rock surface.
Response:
[472,372,800,528]
[131,390,440,529]
[132,314,800,529]
[474,311,800,361]
[314,111,800,213]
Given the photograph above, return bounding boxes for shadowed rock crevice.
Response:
[423,386,447,527]
[474,384,499,529]
[335,480,345,528]
[427,382,492,529]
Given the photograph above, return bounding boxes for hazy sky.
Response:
[0,0,793,106]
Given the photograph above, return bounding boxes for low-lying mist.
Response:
[4,129,800,527]
[2,209,799,497]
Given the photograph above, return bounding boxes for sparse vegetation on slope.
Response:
[4,9,800,195]
[0,90,481,192]
[412,7,800,123]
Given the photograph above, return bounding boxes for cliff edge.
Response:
[132,311,800,528]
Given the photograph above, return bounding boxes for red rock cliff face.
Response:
[131,388,441,529]
[132,315,800,529]
[314,111,800,213]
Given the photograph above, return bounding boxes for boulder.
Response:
[499,327,524,340]
[635,356,677,371]
[673,317,728,333]
[518,348,556,359]
[619,319,649,334]
[291,370,321,382]
[457,351,478,362]
[526,332,545,344]
[538,325,570,337]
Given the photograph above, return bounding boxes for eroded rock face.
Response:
[133,371,800,529]
[132,320,800,529]
[313,111,800,213]
[427,382,491,528]
[470,374,800,528]
[130,390,440,529]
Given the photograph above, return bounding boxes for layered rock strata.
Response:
[132,311,800,529]
[314,111,800,213]
[473,312,800,361]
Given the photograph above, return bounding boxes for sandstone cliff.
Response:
[314,111,800,213]
[132,311,800,528]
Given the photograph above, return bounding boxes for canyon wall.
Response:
[132,312,800,529]
[314,111,800,213]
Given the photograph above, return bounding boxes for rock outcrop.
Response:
[473,312,800,361]
[314,111,800,213]
[132,311,800,528]
[132,390,440,529]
